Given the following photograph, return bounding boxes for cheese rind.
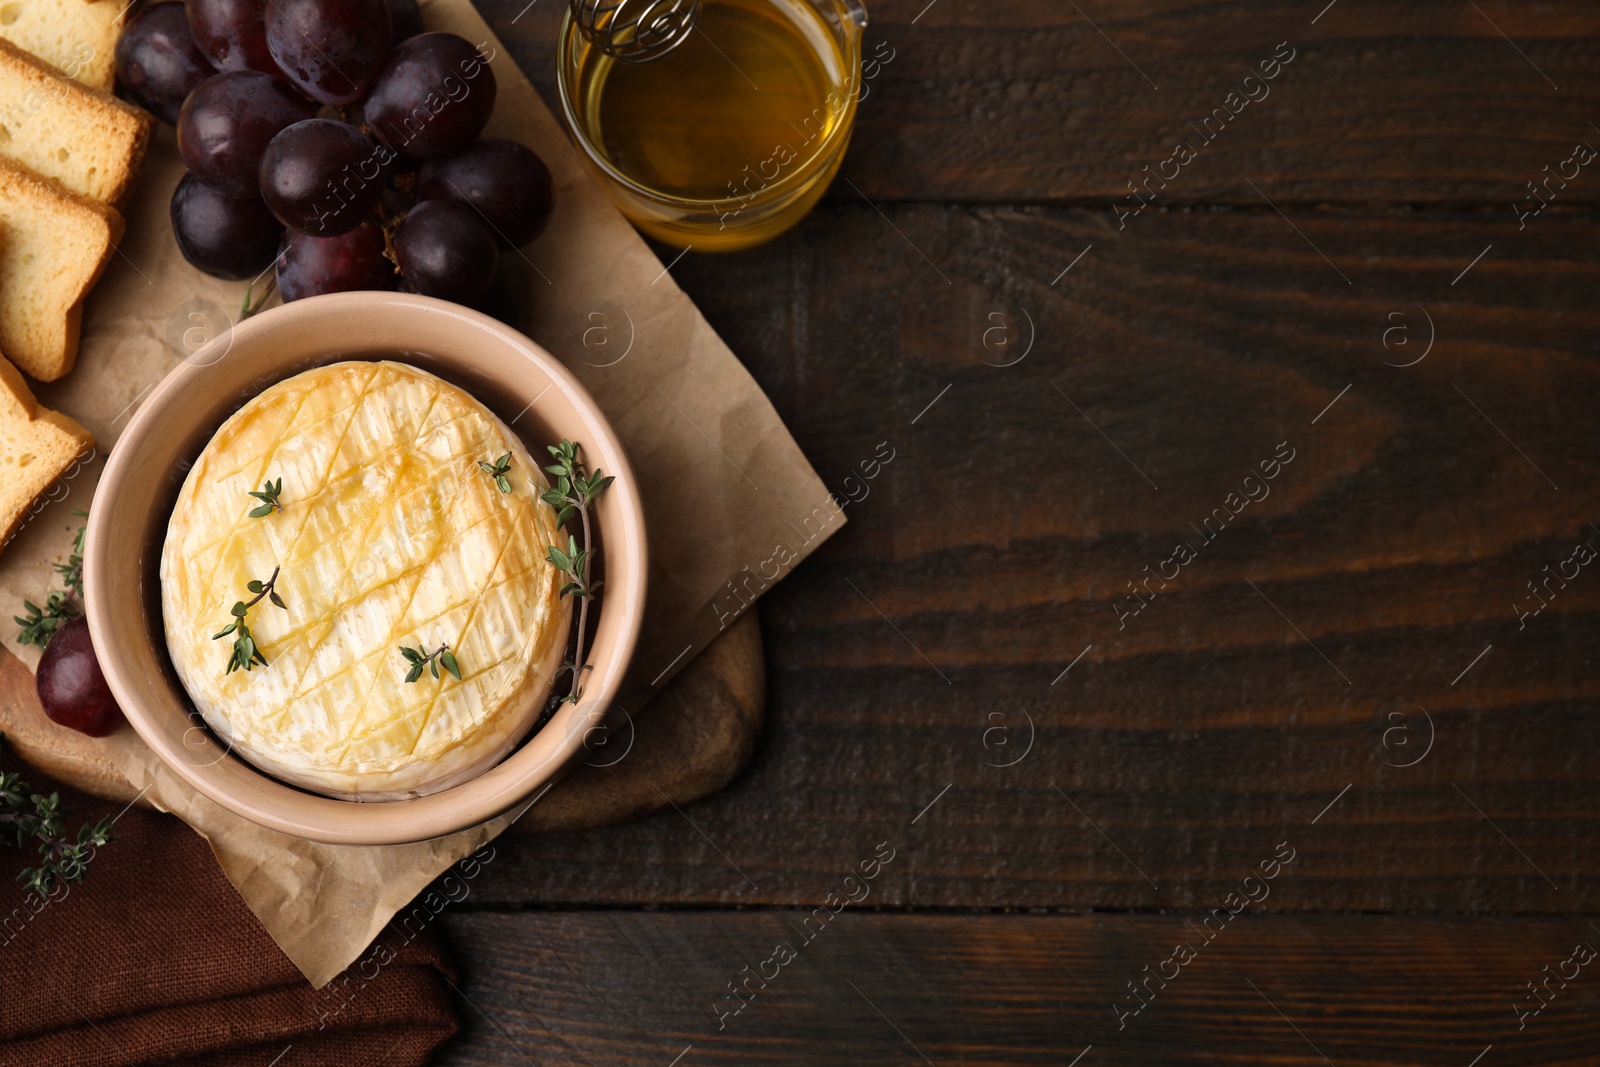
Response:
[161,361,571,799]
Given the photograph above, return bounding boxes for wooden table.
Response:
[440,1,1600,1062]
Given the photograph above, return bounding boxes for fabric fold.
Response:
[0,747,461,1067]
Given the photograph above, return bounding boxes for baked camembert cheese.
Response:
[161,361,571,799]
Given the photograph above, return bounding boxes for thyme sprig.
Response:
[55,516,87,597]
[14,515,87,648]
[15,592,80,649]
[0,738,113,897]
[399,643,461,683]
[247,478,284,518]
[478,453,514,494]
[213,566,287,674]
[240,275,278,320]
[542,441,613,705]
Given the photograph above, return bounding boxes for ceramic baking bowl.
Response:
[84,292,647,845]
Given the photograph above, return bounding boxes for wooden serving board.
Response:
[0,612,764,834]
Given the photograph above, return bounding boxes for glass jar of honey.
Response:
[557,0,867,251]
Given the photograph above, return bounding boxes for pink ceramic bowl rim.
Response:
[83,292,647,845]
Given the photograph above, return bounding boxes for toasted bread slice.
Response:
[0,0,123,92]
[0,158,124,382]
[0,39,154,206]
[0,353,94,551]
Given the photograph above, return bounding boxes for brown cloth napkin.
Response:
[0,747,461,1067]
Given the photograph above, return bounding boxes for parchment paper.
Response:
[0,0,843,986]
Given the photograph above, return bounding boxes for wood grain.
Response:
[481,0,1600,203]
[449,6,1600,1066]
[433,912,1600,1065]
[0,613,765,833]
[448,204,1600,911]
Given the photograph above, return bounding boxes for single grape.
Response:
[260,119,385,236]
[265,0,391,106]
[36,617,123,738]
[419,139,554,248]
[177,70,317,197]
[388,0,424,41]
[394,200,498,305]
[170,173,282,280]
[114,1,214,125]
[365,34,496,160]
[277,225,398,302]
[187,0,279,74]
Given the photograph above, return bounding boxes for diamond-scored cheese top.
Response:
[161,361,570,799]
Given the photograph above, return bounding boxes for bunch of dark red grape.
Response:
[115,0,555,306]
